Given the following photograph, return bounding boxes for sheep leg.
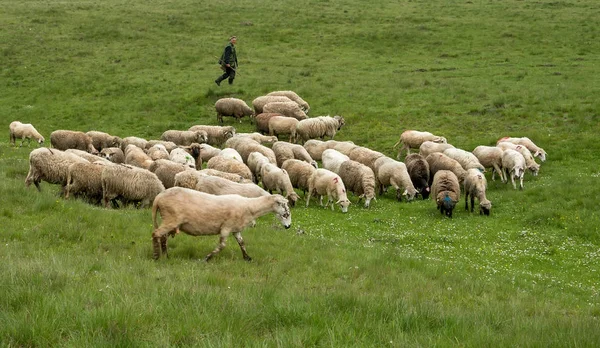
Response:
[152,224,178,260]
[160,236,168,258]
[510,172,517,190]
[465,192,469,211]
[233,232,251,261]
[205,235,227,262]
[470,195,475,213]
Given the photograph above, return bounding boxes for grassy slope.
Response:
[1,0,600,346]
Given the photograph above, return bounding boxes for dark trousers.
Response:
[216,66,236,84]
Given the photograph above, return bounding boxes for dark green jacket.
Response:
[220,43,238,68]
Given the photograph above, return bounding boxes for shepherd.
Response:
[215,36,238,86]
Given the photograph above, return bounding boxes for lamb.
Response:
[266,90,310,113]
[148,159,193,188]
[25,148,89,192]
[9,121,45,147]
[86,131,122,151]
[100,147,125,164]
[306,168,351,213]
[145,140,179,153]
[254,113,284,134]
[124,144,154,169]
[337,160,377,208]
[464,168,492,216]
[252,95,294,114]
[160,130,208,146]
[431,170,460,218]
[404,153,430,200]
[151,187,291,261]
[321,148,350,174]
[146,144,170,161]
[50,130,98,154]
[169,147,196,169]
[215,98,254,123]
[281,159,316,196]
[260,163,301,206]
[121,136,149,151]
[394,130,447,158]
[268,116,299,142]
[191,174,270,198]
[426,152,468,184]
[65,161,113,203]
[234,132,278,145]
[418,141,455,158]
[263,101,308,121]
[247,151,271,184]
[373,156,418,201]
[272,141,318,168]
[295,116,345,144]
[225,137,277,165]
[501,149,526,190]
[65,148,113,165]
[206,156,253,181]
[443,148,486,172]
[101,164,165,208]
[188,125,236,146]
[173,169,249,190]
[496,141,540,176]
[497,136,547,162]
[472,145,505,182]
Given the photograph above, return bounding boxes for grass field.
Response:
[1,0,600,346]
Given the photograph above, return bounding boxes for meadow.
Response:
[1,0,600,346]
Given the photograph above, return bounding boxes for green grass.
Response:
[2,0,600,346]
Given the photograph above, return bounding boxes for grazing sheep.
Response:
[148,159,192,189]
[173,169,250,190]
[394,130,447,158]
[306,168,351,213]
[234,132,278,145]
[25,148,89,192]
[373,156,418,201]
[188,125,236,146]
[169,147,196,169]
[121,136,149,151]
[179,143,203,169]
[464,168,492,216]
[147,144,170,161]
[86,131,122,151]
[100,147,125,164]
[272,141,318,168]
[192,174,270,198]
[218,148,244,163]
[295,116,345,144]
[247,151,271,184]
[329,140,358,156]
[254,113,284,134]
[431,170,460,218]
[303,139,329,161]
[266,90,310,113]
[418,141,456,158]
[501,149,526,190]
[124,144,154,169]
[101,164,165,208]
[268,116,299,142]
[50,130,98,154]
[215,98,254,124]
[348,146,385,174]
[472,145,505,182]
[151,187,291,261]
[193,143,219,168]
[65,148,113,165]
[263,101,307,121]
[65,161,113,203]
[225,137,277,165]
[281,159,316,196]
[207,156,253,181]
[426,152,468,184]
[496,141,540,176]
[497,136,547,162]
[146,140,179,153]
[404,153,430,200]
[161,130,208,146]
[337,160,377,208]
[9,121,45,147]
[260,163,301,207]
[321,149,350,174]
[443,148,485,172]
[252,95,294,114]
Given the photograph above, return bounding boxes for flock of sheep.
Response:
[9,89,548,260]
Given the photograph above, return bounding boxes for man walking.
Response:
[215,36,238,86]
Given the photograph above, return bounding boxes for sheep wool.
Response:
[404,153,430,200]
[281,159,316,196]
[86,130,122,151]
[306,168,351,213]
[431,170,460,218]
[262,101,307,121]
[266,90,310,113]
[50,130,98,154]
[252,95,294,114]
[338,160,377,208]
[188,125,236,146]
[10,121,45,147]
[464,168,492,216]
[25,148,90,192]
[215,98,254,123]
[101,164,165,208]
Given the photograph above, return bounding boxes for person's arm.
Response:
[223,46,232,67]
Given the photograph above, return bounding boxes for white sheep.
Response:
[50,130,98,154]
[464,168,492,216]
[124,144,154,169]
[145,140,179,153]
[218,148,244,163]
[188,125,236,146]
[496,141,540,176]
[25,148,89,192]
[100,147,125,164]
[394,130,447,158]
[9,121,45,147]
[302,139,329,161]
[501,149,526,190]
[234,132,278,145]
[443,148,485,172]
[431,170,461,218]
[281,159,317,196]
[272,141,318,168]
[321,148,350,174]
[247,151,271,184]
[295,116,345,143]
[225,137,277,165]
[65,148,113,165]
[252,95,294,114]
[373,156,418,201]
[426,152,468,184]
[337,160,377,208]
[206,156,253,181]
[65,161,113,203]
[146,144,170,161]
[101,164,165,208]
[347,146,385,175]
[263,101,308,121]
[191,173,270,198]
[86,130,122,151]
[195,143,221,167]
[173,169,250,190]
[215,98,254,124]
[266,90,310,113]
[306,168,351,213]
[161,130,208,146]
[254,113,285,134]
[151,188,291,261]
[268,116,299,142]
[260,163,301,206]
[148,159,193,188]
[472,145,505,182]
[121,136,149,151]
[418,141,455,158]
[497,136,547,162]
[169,147,196,169]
